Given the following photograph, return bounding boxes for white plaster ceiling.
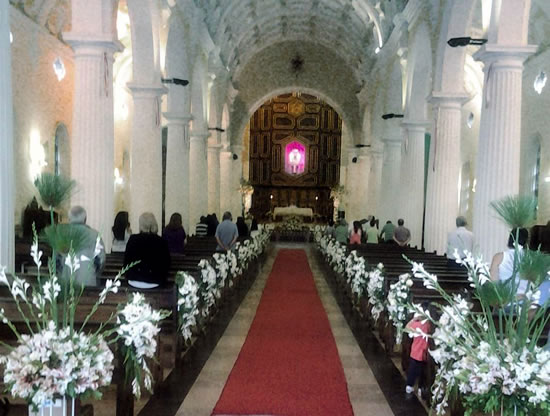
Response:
[193,0,408,82]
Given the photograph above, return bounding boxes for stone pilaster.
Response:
[219,149,233,220]
[344,149,358,219]
[367,149,384,217]
[164,112,191,233]
[189,131,209,229]
[401,120,429,248]
[472,44,536,260]
[424,93,468,254]
[0,2,15,271]
[127,82,167,230]
[207,142,221,217]
[380,140,402,223]
[63,33,122,252]
[357,150,371,218]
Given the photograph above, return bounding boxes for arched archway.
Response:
[246,92,342,222]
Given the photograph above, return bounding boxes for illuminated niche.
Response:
[285,140,306,175]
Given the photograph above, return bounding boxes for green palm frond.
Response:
[34,173,76,209]
[490,195,536,229]
[42,224,89,255]
[519,248,550,285]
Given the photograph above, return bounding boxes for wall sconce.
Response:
[534,71,547,95]
[352,157,358,163]
[381,113,404,120]
[29,129,47,180]
[208,127,225,132]
[467,112,474,129]
[53,57,66,81]
[10,32,13,44]
[447,37,487,47]
[315,196,319,201]
[270,194,273,200]
[161,78,189,86]
[232,153,238,160]
[114,168,123,186]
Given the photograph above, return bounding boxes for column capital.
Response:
[63,33,123,54]
[429,91,469,108]
[401,119,430,132]
[474,44,537,68]
[163,112,193,125]
[127,82,168,98]
[189,131,210,141]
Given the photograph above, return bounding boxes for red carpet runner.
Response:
[212,249,353,416]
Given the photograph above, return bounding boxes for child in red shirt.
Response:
[405,303,432,394]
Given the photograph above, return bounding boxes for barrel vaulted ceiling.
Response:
[194,0,408,82]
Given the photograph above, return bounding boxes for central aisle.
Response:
[212,249,353,415]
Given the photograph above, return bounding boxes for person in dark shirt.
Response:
[124,212,171,288]
[236,216,249,237]
[162,212,186,254]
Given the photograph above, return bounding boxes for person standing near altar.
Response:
[216,211,239,252]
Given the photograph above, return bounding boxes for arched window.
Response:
[459,162,471,217]
[533,141,541,219]
[53,123,70,177]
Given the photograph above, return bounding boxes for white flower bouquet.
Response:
[345,251,369,305]
[386,273,413,344]
[367,263,385,323]
[197,259,218,318]
[405,196,550,416]
[116,293,170,399]
[176,272,200,343]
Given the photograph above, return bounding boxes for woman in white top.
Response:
[490,228,529,296]
[111,211,131,253]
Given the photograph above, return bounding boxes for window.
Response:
[533,142,541,219]
[459,162,471,217]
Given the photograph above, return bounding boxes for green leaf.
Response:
[34,173,76,209]
[519,248,550,285]
[42,224,89,255]
[490,195,536,229]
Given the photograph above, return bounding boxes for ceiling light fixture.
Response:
[381,113,404,120]
[161,78,189,86]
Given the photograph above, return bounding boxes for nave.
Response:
[148,244,423,416]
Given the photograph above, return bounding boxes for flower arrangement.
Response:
[345,251,368,305]
[197,259,218,318]
[386,273,413,344]
[0,236,169,410]
[0,174,170,410]
[405,195,550,416]
[116,293,170,398]
[212,252,230,290]
[176,272,200,343]
[366,263,385,323]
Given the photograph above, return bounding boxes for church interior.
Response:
[1,1,550,415]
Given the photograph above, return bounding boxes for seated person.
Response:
[195,216,208,237]
[124,212,171,288]
[393,219,411,247]
[236,216,249,238]
[446,216,474,267]
[215,211,239,252]
[325,218,336,239]
[349,221,362,245]
[58,206,105,287]
[334,219,348,244]
[111,211,131,253]
[366,217,379,243]
[490,228,529,296]
[379,220,395,243]
[163,212,186,254]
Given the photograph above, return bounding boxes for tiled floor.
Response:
[177,244,395,416]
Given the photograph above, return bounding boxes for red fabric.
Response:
[212,249,353,416]
[349,230,361,244]
[409,320,431,361]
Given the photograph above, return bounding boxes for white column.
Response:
[344,150,358,219]
[230,145,244,218]
[219,149,232,218]
[472,45,536,260]
[367,149,384,218]
[380,140,402,223]
[401,121,428,248]
[164,113,191,233]
[0,3,15,271]
[127,83,167,229]
[189,131,209,229]
[357,150,371,217]
[207,142,221,216]
[424,93,468,254]
[63,35,122,252]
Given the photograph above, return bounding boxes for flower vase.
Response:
[29,397,78,416]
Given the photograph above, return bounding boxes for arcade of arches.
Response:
[1,0,550,414]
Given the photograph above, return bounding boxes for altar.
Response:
[272,205,314,220]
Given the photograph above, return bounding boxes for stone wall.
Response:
[10,5,74,227]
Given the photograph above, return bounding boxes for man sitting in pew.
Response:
[446,216,474,268]
[124,213,171,288]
